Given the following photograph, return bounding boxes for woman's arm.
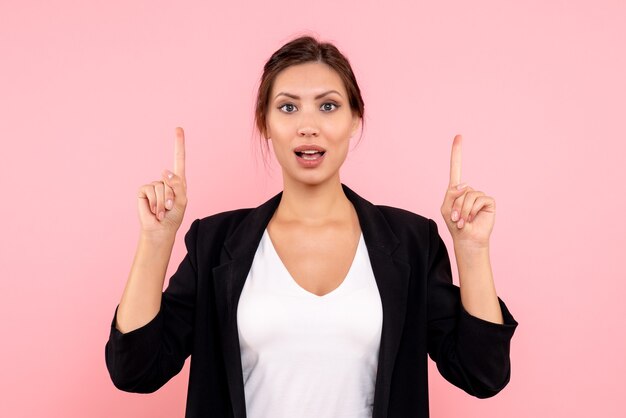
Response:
[428,134,517,397]
[105,127,194,393]
[105,220,199,393]
[116,127,188,333]
[454,244,503,324]
[441,134,503,324]
[426,219,518,398]
[115,232,176,333]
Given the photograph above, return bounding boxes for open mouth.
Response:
[295,151,326,160]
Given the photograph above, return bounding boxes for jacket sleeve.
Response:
[104,218,200,393]
[425,218,518,398]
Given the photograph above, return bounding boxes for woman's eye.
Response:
[278,102,339,113]
[279,103,296,113]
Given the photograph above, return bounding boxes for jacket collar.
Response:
[212,182,410,418]
[223,183,400,259]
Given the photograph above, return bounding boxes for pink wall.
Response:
[1,0,625,416]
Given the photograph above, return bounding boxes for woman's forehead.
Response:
[271,62,346,97]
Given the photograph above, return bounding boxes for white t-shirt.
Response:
[237,228,383,418]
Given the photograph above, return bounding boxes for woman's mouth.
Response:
[295,150,326,160]
[294,150,326,167]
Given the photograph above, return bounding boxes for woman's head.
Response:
[254,35,365,183]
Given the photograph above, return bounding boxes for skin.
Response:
[115,128,187,333]
[115,63,504,333]
[263,61,363,296]
[442,134,503,324]
[264,61,361,226]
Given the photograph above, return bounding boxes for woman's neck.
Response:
[273,177,353,226]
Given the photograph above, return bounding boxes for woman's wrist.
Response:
[139,229,177,246]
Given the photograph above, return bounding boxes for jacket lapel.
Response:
[212,183,410,418]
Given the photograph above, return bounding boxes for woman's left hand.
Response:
[440,134,495,249]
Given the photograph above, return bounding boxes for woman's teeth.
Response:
[296,151,325,159]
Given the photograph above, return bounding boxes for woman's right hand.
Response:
[137,127,188,238]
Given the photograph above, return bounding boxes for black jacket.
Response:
[105,183,518,418]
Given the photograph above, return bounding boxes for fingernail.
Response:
[451,210,459,221]
[457,218,464,228]
[158,211,165,220]
[166,199,173,210]
[168,172,174,180]
[456,183,468,190]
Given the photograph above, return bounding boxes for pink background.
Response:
[1,0,625,416]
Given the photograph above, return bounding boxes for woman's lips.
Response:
[295,151,325,167]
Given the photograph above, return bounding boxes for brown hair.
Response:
[254,35,365,164]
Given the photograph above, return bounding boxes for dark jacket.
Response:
[105,183,518,418]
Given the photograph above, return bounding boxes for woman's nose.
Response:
[297,125,319,136]
[297,116,319,136]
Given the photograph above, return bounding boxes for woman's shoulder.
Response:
[177,207,256,257]
[193,207,255,236]
[198,207,254,224]
[367,203,442,264]
[372,203,447,250]
[374,203,433,231]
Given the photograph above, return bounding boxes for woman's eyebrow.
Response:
[274,90,343,100]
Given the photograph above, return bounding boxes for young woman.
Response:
[105,35,518,418]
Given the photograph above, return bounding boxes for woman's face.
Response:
[265,61,361,187]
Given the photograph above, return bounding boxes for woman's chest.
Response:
[266,222,362,297]
[237,225,383,353]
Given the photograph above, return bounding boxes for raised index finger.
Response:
[174,127,186,179]
[449,134,462,187]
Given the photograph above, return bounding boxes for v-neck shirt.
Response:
[237,228,383,418]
